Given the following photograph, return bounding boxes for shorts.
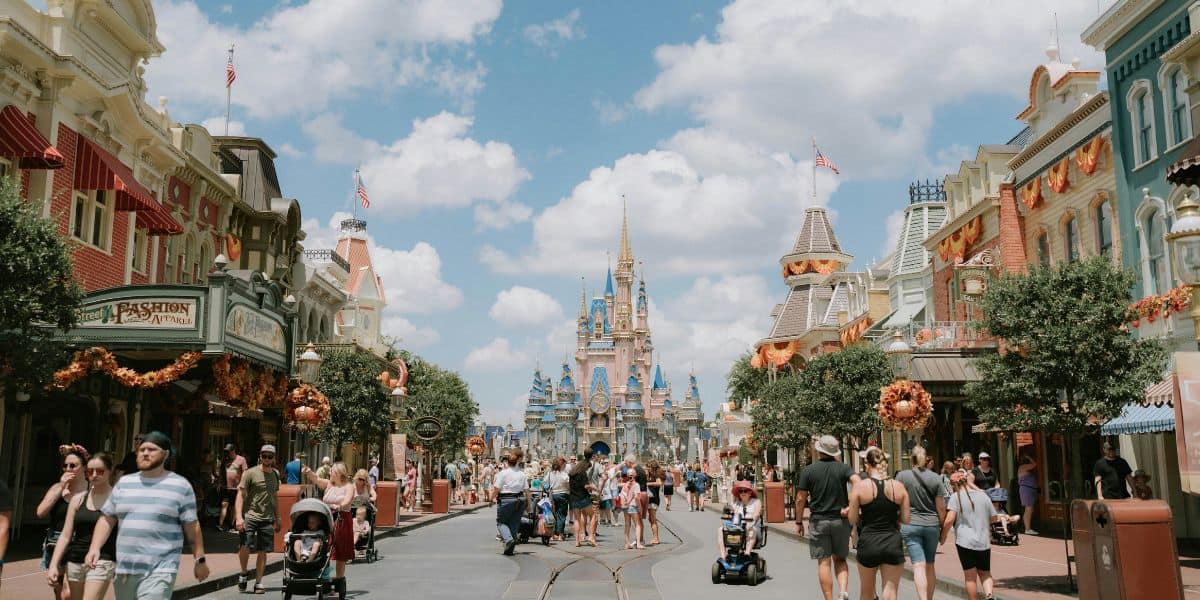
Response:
[808,518,851,560]
[600,499,613,510]
[856,531,904,568]
[239,518,275,552]
[66,559,116,583]
[955,545,992,572]
[625,504,640,515]
[664,485,674,496]
[900,523,940,564]
[648,499,659,510]
[222,488,238,504]
[114,571,178,600]
[570,497,592,510]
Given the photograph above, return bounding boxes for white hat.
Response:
[978,452,991,459]
[815,435,841,457]
[260,444,276,454]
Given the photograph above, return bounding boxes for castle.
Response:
[523,210,704,462]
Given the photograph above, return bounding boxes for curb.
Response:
[701,504,1020,600]
[173,505,486,599]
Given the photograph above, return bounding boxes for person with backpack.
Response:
[940,470,1020,600]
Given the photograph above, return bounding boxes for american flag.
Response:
[356,171,370,208]
[225,56,236,88]
[815,146,840,175]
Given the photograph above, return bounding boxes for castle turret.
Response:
[555,361,579,455]
[621,364,645,456]
[524,368,549,455]
[677,370,704,462]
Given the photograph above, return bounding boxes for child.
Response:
[619,468,644,549]
[1132,470,1153,500]
[353,506,370,546]
[292,513,325,562]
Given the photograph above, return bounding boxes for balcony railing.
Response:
[303,249,350,273]
[869,321,996,351]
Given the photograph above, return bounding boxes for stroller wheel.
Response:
[711,561,722,584]
[542,536,550,546]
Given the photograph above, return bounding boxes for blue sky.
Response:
[137,0,1110,427]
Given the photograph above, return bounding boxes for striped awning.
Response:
[0,105,63,169]
[73,136,182,235]
[1100,402,1175,435]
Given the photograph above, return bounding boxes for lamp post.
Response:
[885,331,914,381]
[1168,194,1200,349]
[297,343,322,385]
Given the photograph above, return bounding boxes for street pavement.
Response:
[206,505,960,599]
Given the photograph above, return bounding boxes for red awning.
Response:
[74,136,182,235]
[0,105,63,169]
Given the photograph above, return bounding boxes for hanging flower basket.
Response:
[1127,285,1190,327]
[285,384,330,432]
[877,380,933,430]
[52,347,201,390]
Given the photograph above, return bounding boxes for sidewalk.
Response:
[704,501,1200,599]
[0,501,489,599]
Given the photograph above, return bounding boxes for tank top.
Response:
[67,492,117,563]
[858,478,900,538]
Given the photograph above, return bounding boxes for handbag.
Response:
[536,514,550,537]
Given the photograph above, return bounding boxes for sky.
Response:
[127,0,1112,427]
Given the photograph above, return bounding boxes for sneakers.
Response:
[237,573,248,591]
[503,539,517,556]
[1026,529,1039,535]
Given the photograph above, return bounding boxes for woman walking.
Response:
[662,467,674,511]
[940,471,1020,600]
[618,468,644,549]
[602,460,620,526]
[1016,456,1038,535]
[543,458,570,541]
[568,456,596,547]
[896,447,943,600]
[848,447,910,600]
[404,459,418,511]
[645,461,663,545]
[972,453,1000,491]
[303,462,355,590]
[39,444,90,600]
[683,464,695,510]
[690,462,709,511]
[47,452,116,600]
[492,450,528,555]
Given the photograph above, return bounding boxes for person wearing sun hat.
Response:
[797,435,860,600]
[718,480,762,561]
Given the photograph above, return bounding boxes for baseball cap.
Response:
[260,444,276,455]
[978,452,990,459]
[223,443,235,452]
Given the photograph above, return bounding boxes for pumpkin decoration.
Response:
[285,384,330,431]
[877,379,933,430]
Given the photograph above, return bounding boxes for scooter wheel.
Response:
[746,563,759,586]
[283,594,292,600]
[759,559,766,575]
[711,562,722,584]
[542,536,550,546]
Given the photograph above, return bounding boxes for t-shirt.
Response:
[797,459,854,521]
[1093,457,1133,499]
[444,463,459,483]
[0,479,12,512]
[693,472,709,493]
[494,467,527,494]
[896,468,943,527]
[238,465,279,522]
[103,471,198,575]
[368,465,380,487]
[972,467,998,490]
[568,469,590,502]
[588,462,605,489]
[544,470,569,494]
[947,488,996,551]
[225,455,248,490]
[285,460,302,485]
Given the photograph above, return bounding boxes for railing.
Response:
[869,321,996,350]
[303,249,350,273]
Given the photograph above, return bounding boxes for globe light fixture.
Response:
[886,330,914,380]
[1167,194,1200,348]
[297,342,322,384]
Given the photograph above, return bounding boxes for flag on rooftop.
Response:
[815,145,839,175]
[356,170,370,209]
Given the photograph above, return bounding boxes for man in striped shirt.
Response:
[87,431,208,599]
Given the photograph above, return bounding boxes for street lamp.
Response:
[886,331,914,380]
[297,342,322,384]
[1167,194,1200,347]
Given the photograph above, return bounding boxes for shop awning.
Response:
[74,136,182,235]
[0,105,63,169]
[1167,136,1200,186]
[1100,402,1175,435]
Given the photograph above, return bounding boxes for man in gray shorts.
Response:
[796,435,859,600]
[236,445,279,594]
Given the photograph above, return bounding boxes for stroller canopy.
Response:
[290,498,334,530]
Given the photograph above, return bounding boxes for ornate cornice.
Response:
[1009,93,1110,171]
[1082,0,1164,51]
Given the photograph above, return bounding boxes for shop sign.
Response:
[413,417,443,441]
[225,304,286,353]
[1175,352,1200,495]
[79,298,197,329]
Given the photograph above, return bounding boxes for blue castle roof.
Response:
[652,365,667,390]
[605,266,614,297]
[625,364,643,408]
[588,298,610,335]
[663,397,672,409]
[591,366,610,396]
[637,279,647,313]
[541,411,555,422]
[689,372,701,401]
[557,361,577,406]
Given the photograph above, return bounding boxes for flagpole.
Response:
[811,137,818,202]
[224,43,234,136]
[352,168,359,221]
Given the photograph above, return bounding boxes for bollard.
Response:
[431,479,450,514]
[375,481,398,527]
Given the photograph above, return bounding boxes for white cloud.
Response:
[200,116,245,136]
[882,209,905,260]
[480,127,828,276]
[146,0,501,120]
[474,201,532,231]
[303,113,531,226]
[276,143,305,158]
[464,338,532,371]
[489,286,564,328]
[523,9,585,53]
[633,0,1104,178]
[593,99,631,124]
[301,212,463,346]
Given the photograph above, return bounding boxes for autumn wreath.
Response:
[52,347,201,390]
[466,435,486,456]
[213,354,289,411]
[285,384,330,431]
[877,379,933,430]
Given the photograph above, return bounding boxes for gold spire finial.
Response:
[579,277,587,317]
[618,195,633,265]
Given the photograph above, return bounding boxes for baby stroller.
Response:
[352,503,379,563]
[712,506,768,586]
[282,498,342,600]
[987,488,1019,546]
[517,489,551,546]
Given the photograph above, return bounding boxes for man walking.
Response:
[796,435,859,600]
[368,457,380,489]
[220,443,247,531]
[284,452,303,485]
[445,460,460,505]
[236,444,280,594]
[492,450,528,555]
[87,431,208,599]
[1094,441,1134,500]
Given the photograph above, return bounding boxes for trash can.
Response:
[431,479,450,514]
[1071,500,1099,600]
[375,481,398,527]
[275,484,303,553]
[1089,500,1183,600]
[763,482,785,523]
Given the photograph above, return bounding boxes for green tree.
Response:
[397,351,478,459]
[0,176,82,388]
[965,256,1166,433]
[316,349,394,460]
[726,350,771,409]
[746,374,812,451]
[794,343,892,444]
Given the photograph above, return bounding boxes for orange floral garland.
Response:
[877,379,933,430]
[1127,285,1190,327]
[285,384,330,432]
[213,354,289,411]
[52,347,201,390]
[467,435,486,456]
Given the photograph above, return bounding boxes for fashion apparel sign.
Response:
[78,298,197,329]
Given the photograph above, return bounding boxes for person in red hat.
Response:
[718,480,762,561]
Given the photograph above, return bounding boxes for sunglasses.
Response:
[261,454,275,459]
[87,468,107,476]
[63,462,81,470]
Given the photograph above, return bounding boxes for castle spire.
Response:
[618,195,633,267]
[579,277,588,318]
